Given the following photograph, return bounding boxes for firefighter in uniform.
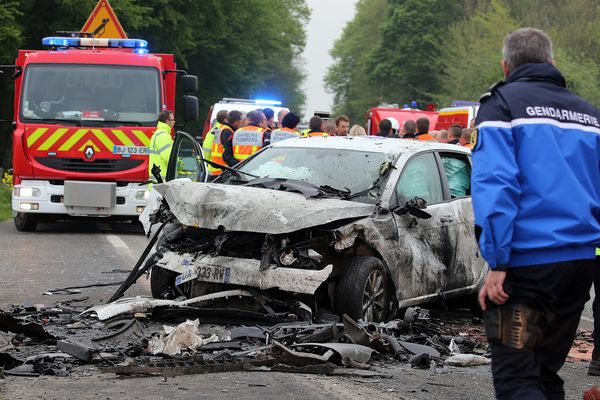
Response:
[232,110,268,163]
[415,117,437,141]
[149,110,175,181]
[202,110,228,162]
[219,110,243,168]
[270,112,301,144]
[473,28,600,399]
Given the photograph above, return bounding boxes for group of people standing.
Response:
[201,109,366,178]
[376,116,473,147]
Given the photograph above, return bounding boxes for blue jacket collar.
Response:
[507,63,566,87]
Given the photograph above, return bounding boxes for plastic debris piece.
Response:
[148,319,220,356]
[409,353,431,369]
[57,340,93,362]
[445,354,491,367]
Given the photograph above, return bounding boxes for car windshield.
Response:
[20,64,160,125]
[222,146,394,204]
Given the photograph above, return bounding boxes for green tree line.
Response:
[0,0,309,169]
[326,0,600,123]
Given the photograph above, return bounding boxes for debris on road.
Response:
[148,319,223,356]
[445,354,491,367]
[0,297,498,379]
[43,282,124,296]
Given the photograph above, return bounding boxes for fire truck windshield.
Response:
[20,64,160,125]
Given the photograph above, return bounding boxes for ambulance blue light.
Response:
[255,99,282,106]
[134,48,149,55]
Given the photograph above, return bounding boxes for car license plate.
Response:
[113,145,149,155]
[175,265,231,286]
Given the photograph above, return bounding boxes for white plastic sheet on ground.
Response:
[148,319,226,356]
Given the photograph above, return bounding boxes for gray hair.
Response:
[502,28,553,71]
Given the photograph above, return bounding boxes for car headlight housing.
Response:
[14,187,41,198]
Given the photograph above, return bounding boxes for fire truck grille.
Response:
[35,157,144,173]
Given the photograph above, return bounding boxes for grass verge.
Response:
[0,184,11,222]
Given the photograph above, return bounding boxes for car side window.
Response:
[169,133,205,182]
[440,153,471,198]
[395,153,443,205]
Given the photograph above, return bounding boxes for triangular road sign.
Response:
[81,0,127,39]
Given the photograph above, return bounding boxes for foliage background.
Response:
[2,0,600,168]
[0,0,309,169]
[326,0,600,123]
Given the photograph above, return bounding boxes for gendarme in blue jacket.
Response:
[473,63,600,269]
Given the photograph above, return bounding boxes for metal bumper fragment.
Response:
[155,253,333,295]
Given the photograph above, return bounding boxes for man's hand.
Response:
[478,269,509,310]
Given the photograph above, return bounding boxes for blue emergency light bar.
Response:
[42,37,148,52]
[254,99,282,106]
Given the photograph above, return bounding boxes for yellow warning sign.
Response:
[81,0,127,39]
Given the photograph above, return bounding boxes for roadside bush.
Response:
[0,172,12,221]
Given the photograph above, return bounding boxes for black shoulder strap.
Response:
[479,81,505,103]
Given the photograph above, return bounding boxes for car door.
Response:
[166,131,208,183]
[438,151,485,291]
[390,151,456,299]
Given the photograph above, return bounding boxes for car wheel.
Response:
[14,212,38,232]
[336,256,390,322]
[150,266,178,299]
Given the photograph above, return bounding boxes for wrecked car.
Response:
[144,133,486,322]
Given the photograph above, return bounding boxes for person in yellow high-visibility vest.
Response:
[202,110,228,162]
[149,110,175,181]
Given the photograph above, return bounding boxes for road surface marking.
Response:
[105,234,128,249]
[581,316,594,324]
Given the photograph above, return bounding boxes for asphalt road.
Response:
[0,219,599,399]
[0,218,150,309]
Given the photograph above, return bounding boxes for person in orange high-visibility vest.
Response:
[415,117,438,141]
[270,112,301,143]
[304,115,329,137]
[219,110,243,168]
[232,110,268,163]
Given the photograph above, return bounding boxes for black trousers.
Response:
[592,258,600,343]
[489,259,595,400]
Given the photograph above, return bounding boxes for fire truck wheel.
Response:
[150,265,178,299]
[14,213,38,232]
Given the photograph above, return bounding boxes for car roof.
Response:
[269,136,471,156]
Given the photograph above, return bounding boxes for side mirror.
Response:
[182,75,198,93]
[183,95,199,123]
[393,197,432,219]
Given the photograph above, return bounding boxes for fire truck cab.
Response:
[9,36,198,231]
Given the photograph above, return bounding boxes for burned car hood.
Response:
[154,181,376,234]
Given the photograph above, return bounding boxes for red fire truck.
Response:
[6,36,198,231]
[366,104,439,136]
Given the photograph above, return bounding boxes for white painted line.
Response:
[105,234,129,249]
[581,316,594,324]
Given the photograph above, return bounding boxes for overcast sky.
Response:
[302,0,359,120]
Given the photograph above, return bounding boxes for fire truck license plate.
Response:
[113,145,149,155]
